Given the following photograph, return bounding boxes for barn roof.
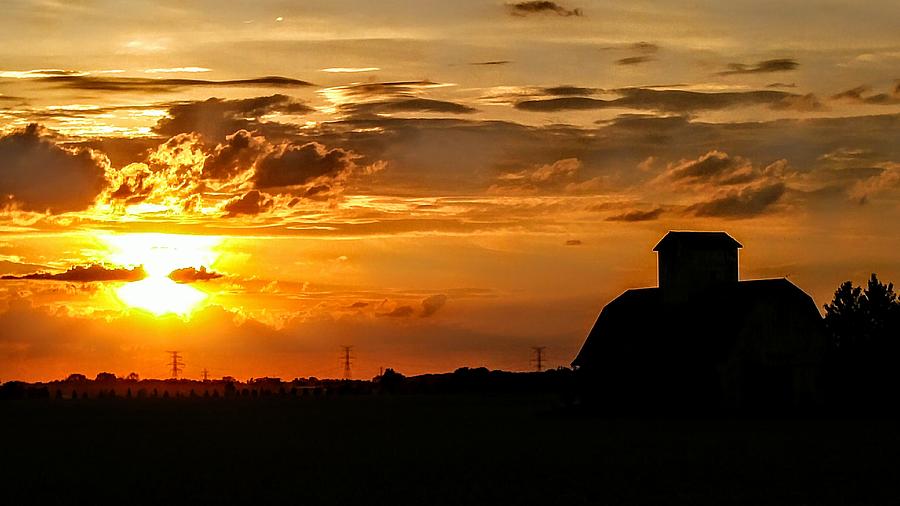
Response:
[572,278,818,368]
[653,231,742,252]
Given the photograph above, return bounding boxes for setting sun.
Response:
[100,233,223,316]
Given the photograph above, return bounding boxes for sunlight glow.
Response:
[116,277,208,316]
[101,233,223,316]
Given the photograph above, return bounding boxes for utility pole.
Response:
[531,346,546,372]
[166,351,184,379]
[340,345,353,380]
[201,368,209,381]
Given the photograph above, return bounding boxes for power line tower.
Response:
[201,368,210,381]
[166,351,184,379]
[340,345,353,380]
[531,346,546,372]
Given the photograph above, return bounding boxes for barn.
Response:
[573,231,825,410]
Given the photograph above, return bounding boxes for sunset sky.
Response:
[1,0,898,381]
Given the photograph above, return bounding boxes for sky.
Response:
[0,0,898,381]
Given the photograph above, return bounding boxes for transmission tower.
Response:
[340,345,353,380]
[201,368,210,381]
[531,346,546,372]
[166,351,184,379]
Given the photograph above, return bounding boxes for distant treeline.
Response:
[0,367,575,401]
[2,275,897,412]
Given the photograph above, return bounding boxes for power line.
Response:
[340,345,353,380]
[531,346,546,372]
[166,351,184,379]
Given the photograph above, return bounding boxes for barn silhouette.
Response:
[573,231,825,410]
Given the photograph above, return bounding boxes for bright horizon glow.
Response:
[116,277,208,316]
[101,233,223,316]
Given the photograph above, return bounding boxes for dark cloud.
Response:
[768,93,823,112]
[203,130,267,179]
[629,42,659,53]
[616,56,655,66]
[543,86,597,96]
[610,88,815,112]
[565,239,583,246]
[605,208,664,222]
[155,95,311,141]
[831,85,900,105]
[231,112,900,212]
[1,264,146,282]
[767,82,796,88]
[340,98,477,117]
[222,190,274,217]
[325,81,440,102]
[516,96,608,111]
[421,294,448,317]
[718,58,799,75]
[78,137,160,169]
[516,87,820,113]
[168,266,223,283]
[254,142,355,190]
[666,150,747,183]
[662,151,792,191]
[507,1,583,16]
[0,124,108,213]
[687,182,786,218]
[470,61,511,66]
[38,75,313,92]
[349,301,369,309]
[382,305,415,317]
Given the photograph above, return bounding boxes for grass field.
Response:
[1,394,898,505]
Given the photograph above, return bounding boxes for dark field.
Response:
[2,394,899,505]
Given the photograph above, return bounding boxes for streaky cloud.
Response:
[2,264,146,282]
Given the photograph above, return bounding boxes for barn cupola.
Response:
[653,231,742,303]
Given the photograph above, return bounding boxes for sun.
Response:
[100,233,223,316]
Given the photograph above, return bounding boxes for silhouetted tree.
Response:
[825,274,899,350]
[66,373,87,382]
[377,368,406,392]
[824,274,900,409]
[95,372,116,382]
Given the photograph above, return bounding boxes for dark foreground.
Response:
[2,394,898,505]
